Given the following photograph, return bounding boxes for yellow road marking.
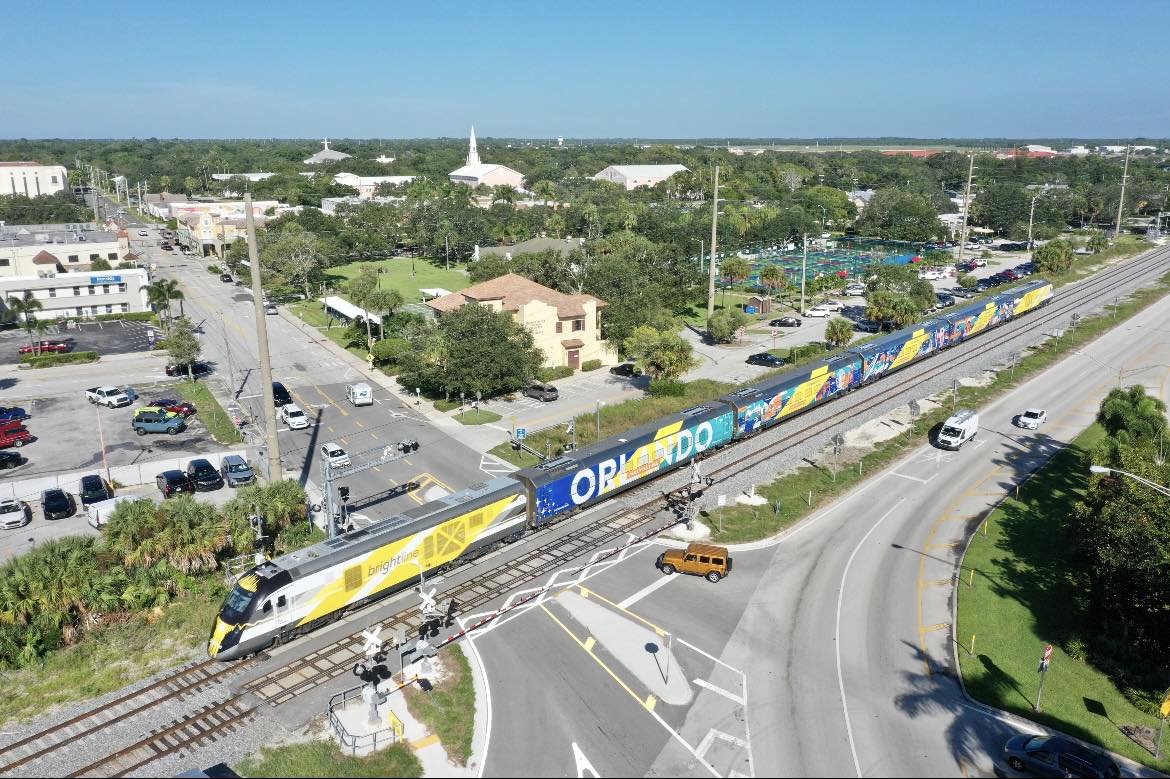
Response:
[540,603,656,711]
[920,622,950,633]
[411,734,439,749]
[315,384,348,416]
[925,578,952,587]
[926,541,960,550]
[575,585,670,635]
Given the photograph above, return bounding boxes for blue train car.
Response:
[721,353,863,436]
[514,402,735,524]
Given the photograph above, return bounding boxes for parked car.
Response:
[1017,408,1047,430]
[148,398,197,417]
[1001,269,1022,281]
[918,268,945,280]
[132,409,187,436]
[656,542,732,583]
[137,229,148,237]
[220,272,233,283]
[0,498,29,529]
[1014,263,1035,276]
[219,454,255,488]
[818,300,846,312]
[523,382,559,402]
[165,361,210,377]
[41,489,76,520]
[156,470,195,498]
[747,352,785,367]
[985,274,1007,287]
[975,279,993,292]
[950,287,975,299]
[1003,734,1119,778]
[78,474,113,506]
[18,341,70,355]
[186,458,224,491]
[956,261,978,272]
[0,426,32,448]
[265,302,278,315]
[843,284,867,296]
[0,451,24,470]
[768,316,802,328]
[280,403,310,429]
[853,319,881,334]
[86,386,132,408]
[272,382,292,407]
[935,293,956,308]
[321,442,351,469]
[804,305,832,318]
[969,257,988,267]
[609,362,642,377]
[0,406,29,423]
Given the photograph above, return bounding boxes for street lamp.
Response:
[694,238,704,273]
[1088,465,1170,498]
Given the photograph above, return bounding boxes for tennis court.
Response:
[733,237,926,285]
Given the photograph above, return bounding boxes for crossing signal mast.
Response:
[321,439,421,538]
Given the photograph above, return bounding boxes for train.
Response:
[208,278,1054,660]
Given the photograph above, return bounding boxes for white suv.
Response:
[280,403,310,430]
[320,442,351,468]
[804,305,832,318]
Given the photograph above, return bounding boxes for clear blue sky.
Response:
[3,0,1165,139]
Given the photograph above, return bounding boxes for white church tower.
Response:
[466,126,481,166]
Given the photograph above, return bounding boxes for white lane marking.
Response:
[617,573,675,608]
[693,678,745,705]
[836,498,904,779]
[458,616,493,779]
[891,472,937,484]
[572,742,600,778]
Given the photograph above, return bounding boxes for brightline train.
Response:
[208,279,1053,660]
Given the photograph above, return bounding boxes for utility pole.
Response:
[1113,144,1131,240]
[955,153,976,270]
[800,234,808,315]
[245,193,282,483]
[1027,194,1038,250]
[706,165,720,319]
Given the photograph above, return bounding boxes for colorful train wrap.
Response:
[209,279,1054,660]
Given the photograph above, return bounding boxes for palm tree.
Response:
[492,185,518,205]
[5,291,43,354]
[759,265,788,299]
[533,180,557,208]
[146,280,184,330]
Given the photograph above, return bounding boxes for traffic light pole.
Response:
[322,441,421,538]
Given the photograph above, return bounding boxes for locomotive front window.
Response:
[221,585,255,622]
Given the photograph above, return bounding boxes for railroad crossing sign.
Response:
[361,625,384,659]
[1040,643,1053,671]
[909,399,921,419]
[771,329,779,338]
[516,428,527,440]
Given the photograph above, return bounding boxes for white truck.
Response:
[345,382,373,406]
[937,409,979,450]
[85,386,132,408]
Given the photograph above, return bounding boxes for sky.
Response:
[2,0,1166,140]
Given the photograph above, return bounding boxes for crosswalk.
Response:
[480,453,517,478]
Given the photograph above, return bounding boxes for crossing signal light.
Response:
[338,486,350,502]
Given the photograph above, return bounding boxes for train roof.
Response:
[721,352,860,407]
[269,476,524,579]
[516,402,731,483]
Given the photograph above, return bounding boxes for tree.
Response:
[864,263,937,312]
[622,325,698,380]
[146,279,184,330]
[824,317,854,349]
[720,257,752,309]
[1032,239,1075,274]
[1096,385,1168,445]
[158,175,172,193]
[89,258,112,271]
[183,176,199,195]
[104,497,232,575]
[1088,232,1109,253]
[707,309,749,343]
[957,273,978,290]
[160,317,202,380]
[533,180,557,207]
[343,267,379,348]
[5,290,43,353]
[262,223,326,301]
[865,290,923,328]
[492,185,518,205]
[759,265,789,298]
[854,189,942,242]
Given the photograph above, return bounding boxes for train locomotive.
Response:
[209,279,1053,660]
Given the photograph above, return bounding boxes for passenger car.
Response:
[137,229,148,236]
[0,451,24,469]
[280,403,310,429]
[272,382,292,407]
[157,470,196,498]
[747,352,785,367]
[1001,269,1023,281]
[18,341,70,355]
[918,268,945,280]
[186,458,224,491]
[165,361,210,377]
[523,382,559,402]
[950,287,975,299]
[41,489,76,520]
[1003,734,1119,778]
[220,454,255,487]
[609,362,642,377]
[79,474,113,506]
[321,442,351,469]
[220,272,233,283]
[0,426,32,448]
[0,406,29,423]
[804,305,832,318]
[853,319,881,334]
[132,409,187,436]
[148,398,197,417]
[0,498,28,529]
[656,543,732,582]
[935,293,956,308]
[818,300,846,312]
[843,284,867,296]
[265,303,278,315]
[1017,408,1047,429]
[768,316,801,327]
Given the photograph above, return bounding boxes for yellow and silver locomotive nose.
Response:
[207,616,240,659]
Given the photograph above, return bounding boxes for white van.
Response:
[281,403,310,430]
[937,409,979,450]
[88,494,156,529]
[346,382,373,407]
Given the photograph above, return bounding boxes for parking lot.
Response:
[0,318,156,360]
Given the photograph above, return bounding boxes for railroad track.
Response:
[0,657,259,776]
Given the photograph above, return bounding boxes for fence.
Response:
[327,685,401,756]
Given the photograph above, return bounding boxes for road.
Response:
[471,249,1170,777]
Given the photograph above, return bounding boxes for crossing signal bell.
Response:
[339,486,350,502]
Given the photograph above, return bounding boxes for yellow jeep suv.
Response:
[656,542,732,583]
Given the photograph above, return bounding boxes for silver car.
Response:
[0,498,29,529]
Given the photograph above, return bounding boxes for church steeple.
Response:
[466,126,480,166]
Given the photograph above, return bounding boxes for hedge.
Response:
[207,265,223,274]
[648,378,687,397]
[538,365,574,382]
[20,350,98,368]
[581,359,602,372]
[91,312,158,323]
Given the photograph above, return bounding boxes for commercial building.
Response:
[592,164,688,191]
[0,224,123,277]
[320,195,403,215]
[426,272,616,370]
[1,162,70,198]
[0,267,150,321]
[449,127,525,189]
[176,212,264,257]
[332,172,417,199]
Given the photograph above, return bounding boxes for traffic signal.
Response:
[512,440,521,451]
[338,486,350,502]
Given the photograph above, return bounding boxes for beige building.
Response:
[593,164,688,191]
[332,172,417,199]
[0,266,150,321]
[427,273,616,370]
[449,127,525,190]
[0,162,69,198]
[0,224,122,277]
[176,211,263,257]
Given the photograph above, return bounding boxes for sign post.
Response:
[1034,644,1053,712]
[771,328,779,348]
[716,494,726,533]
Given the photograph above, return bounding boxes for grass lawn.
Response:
[237,739,421,778]
[957,424,1170,772]
[288,300,367,360]
[323,256,469,304]
[453,409,502,426]
[172,380,243,444]
[403,644,475,765]
[0,592,220,725]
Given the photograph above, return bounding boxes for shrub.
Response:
[581,359,602,372]
[372,337,410,367]
[537,365,574,382]
[648,378,687,397]
[20,350,98,368]
[92,312,157,323]
[206,265,223,274]
[788,342,826,363]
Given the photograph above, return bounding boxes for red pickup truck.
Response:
[0,425,32,448]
